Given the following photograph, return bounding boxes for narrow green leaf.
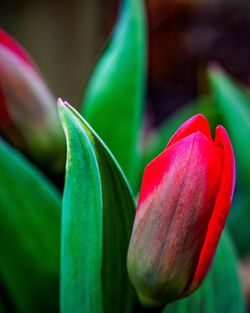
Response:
[0,139,61,313]
[228,187,250,257]
[208,67,250,184]
[81,0,147,187]
[163,230,246,313]
[59,103,103,313]
[208,68,250,256]
[59,100,136,313]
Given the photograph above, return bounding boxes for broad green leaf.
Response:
[208,67,250,184]
[59,100,136,313]
[81,0,147,187]
[0,139,61,313]
[163,230,245,313]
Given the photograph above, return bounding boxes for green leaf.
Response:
[208,67,250,184]
[59,100,136,313]
[228,186,250,257]
[162,230,246,313]
[208,68,250,256]
[81,0,147,188]
[0,139,61,313]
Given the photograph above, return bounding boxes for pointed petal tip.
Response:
[215,125,236,196]
[215,125,233,152]
[188,114,209,126]
[166,113,212,149]
[215,124,229,136]
[215,125,226,140]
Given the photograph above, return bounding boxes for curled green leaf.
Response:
[59,100,136,313]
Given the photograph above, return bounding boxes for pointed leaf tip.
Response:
[60,101,136,313]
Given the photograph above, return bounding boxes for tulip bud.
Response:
[127,114,235,307]
[0,29,65,170]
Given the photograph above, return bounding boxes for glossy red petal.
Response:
[0,29,35,68]
[130,132,223,304]
[137,145,170,208]
[138,115,213,209]
[166,114,212,149]
[187,126,235,293]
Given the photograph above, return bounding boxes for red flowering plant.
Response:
[0,0,248,312]
[0,29,65,170]
[127,114,235,306]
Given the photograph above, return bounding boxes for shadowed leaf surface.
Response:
[0,139,61,313]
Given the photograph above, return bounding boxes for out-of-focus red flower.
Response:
[127,114,235,307]
[0,29,65,170]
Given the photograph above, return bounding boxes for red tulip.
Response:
[127,114,235,307]
[0,29,65,170]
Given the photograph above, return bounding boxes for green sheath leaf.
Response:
[208,67,250,256]
[59,100,136,313]
[59,103,103,313]
[228,186,250,257]
[208,67,250,184]
[81,0,147,187]
[0,139,61,313]
[163,230,246,313]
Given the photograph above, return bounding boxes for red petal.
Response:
[132,132,223,301]
[187,126,235,293]
[166,114,213,149]
[137,145,170,208]
[138,115,213,209]
[0,29,35,68]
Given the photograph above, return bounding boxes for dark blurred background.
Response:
[2,0,250,309]
[2,0,250,127]
[1,0,116,109]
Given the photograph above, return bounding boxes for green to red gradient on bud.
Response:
[0,29,65,170]
[127,114,235,307]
